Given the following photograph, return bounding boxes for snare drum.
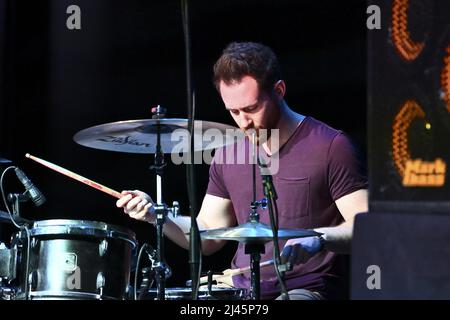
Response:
[11,219,137,300]
[143,286,247,300]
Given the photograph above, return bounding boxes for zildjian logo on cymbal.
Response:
[97,135,151,148]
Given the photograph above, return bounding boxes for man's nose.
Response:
[240,114,253,129]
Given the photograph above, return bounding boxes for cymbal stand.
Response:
[244,133,267,300]
[149,106,180,300]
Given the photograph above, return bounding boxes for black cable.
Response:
[266,195,289,300]
[181,0,201,300]
[273,195,280,230]
[134,243,148,300]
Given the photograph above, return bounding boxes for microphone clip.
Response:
[6,193,34,228]
[257,157,278,201]
[7,193,30,204]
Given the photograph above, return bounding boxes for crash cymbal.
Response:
[73,119,241,154]
[200,221,321,243]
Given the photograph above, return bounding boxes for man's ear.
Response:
[273,80,286,100]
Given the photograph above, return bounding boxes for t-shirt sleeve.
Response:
[206,148,230,199]
[327,133,368,201]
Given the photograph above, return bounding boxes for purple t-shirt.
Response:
[206,117,368,299]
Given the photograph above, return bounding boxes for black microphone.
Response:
[258,157,278,200]
[14,167,46,206]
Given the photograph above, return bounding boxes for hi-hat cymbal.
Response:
[73,119,241,154]
[200,221,321,243]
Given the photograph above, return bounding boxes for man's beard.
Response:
[244,128,271,145]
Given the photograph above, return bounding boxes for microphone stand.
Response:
[181,0,201,300]
[244,133,266,300]
[245,210,265,300]
[6,193,32,300]
[7,193,29,225]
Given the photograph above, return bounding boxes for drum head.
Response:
[27,219,136,248]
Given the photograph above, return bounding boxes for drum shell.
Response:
[11,219,136,300]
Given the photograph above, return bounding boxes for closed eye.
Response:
[242,104,259,113]
[227,103,259,115]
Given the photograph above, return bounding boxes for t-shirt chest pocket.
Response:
[274,176,310,219]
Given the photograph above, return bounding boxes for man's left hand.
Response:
[280,236,323,265]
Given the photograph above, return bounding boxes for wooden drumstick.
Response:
[25,153,123,199]
[199,259,275,285]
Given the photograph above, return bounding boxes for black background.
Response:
[0,0,367,287]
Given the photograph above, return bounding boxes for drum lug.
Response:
[31,238,39,250]
[99,240,108,257]
[125,284,133,300]
[96,272,105,293]
[28,270,38,291]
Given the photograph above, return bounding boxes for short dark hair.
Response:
[213,42,282,93]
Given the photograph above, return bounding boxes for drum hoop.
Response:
[148,287,246,298]
[151,287,245,292]
[28,290,119,300]
[26,219,137,248]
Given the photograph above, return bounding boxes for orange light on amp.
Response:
[392,100,425,176]
[392,0,425,61]
[392,100,446,187]
[441,45,450,113]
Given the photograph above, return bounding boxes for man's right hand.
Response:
[116,190,155,224]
